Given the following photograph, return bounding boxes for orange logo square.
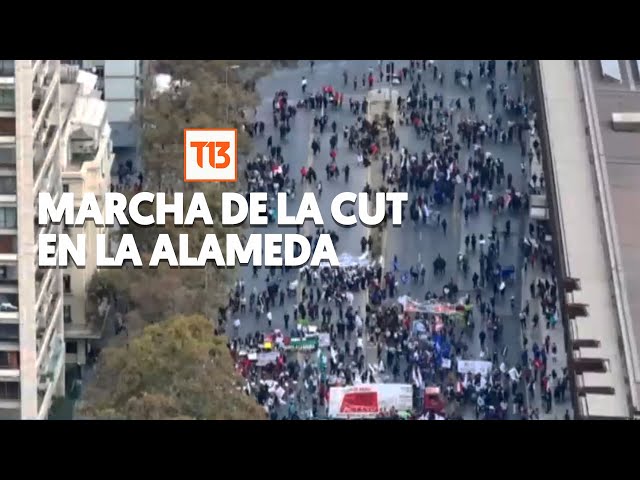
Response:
[183,128,238,182]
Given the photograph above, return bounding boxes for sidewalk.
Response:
[519,128,573,420]
[519,265,572,419]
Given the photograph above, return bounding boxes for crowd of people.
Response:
[223,60,570,420]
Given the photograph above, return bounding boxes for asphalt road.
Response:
[228,61,533,418]
[382,60,530,369]
[230,60,384,338]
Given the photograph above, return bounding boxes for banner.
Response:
[397,295,463,315]
[286,337,319,351]
[320,252,372,268]
[256,351,280,366]
[328,384,413,418]
[318,333,331,348]
[457,360,493,376]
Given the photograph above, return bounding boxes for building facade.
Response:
[60,69,114,366]
[0,60,112,420]
[0,60,67,419]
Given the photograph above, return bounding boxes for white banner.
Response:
[256,351,279,366]
[457,360,493,377]
[328,384,413,419]
[320,252,372,268]
[318,333,331,348]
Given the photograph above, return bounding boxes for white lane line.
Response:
[623,60,637,91]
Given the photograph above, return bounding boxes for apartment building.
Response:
[0,61,112,420]
[58,61,142,368]
[60,69,114,366]
[0,60,66,419]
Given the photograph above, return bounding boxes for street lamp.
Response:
[225,64,240,123]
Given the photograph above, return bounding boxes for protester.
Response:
[223,60,569,420]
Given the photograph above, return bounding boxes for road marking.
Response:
[623,60,637,91]
[417,252,421,262]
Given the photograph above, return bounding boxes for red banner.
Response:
[340,391,379,414]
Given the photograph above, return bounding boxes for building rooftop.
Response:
[585,59,640,413]
[65,83,109,173]
[70,95,107,130]
[536,60,639,419]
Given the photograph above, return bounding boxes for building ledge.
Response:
[0,253,17,264]
[0,399,19,410]
[64,325,102,340]
[0,369,19,380]
[0,311,19,324]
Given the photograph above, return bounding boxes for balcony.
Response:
[36,296,62,371]
[34,214,60,257]
[35,266,54,315]
[33,131,61,195]
[33,123,57,172]
[32,68,59,136]
[69,150,97,172]
[38,291,61,332]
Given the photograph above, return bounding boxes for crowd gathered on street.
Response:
[222,60,572,420]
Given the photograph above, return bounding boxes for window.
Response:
[0,176,16,194]
[65,341,77,354]
[0,295,18,313]
[0,147,15,166]
[0,266,16,282]
[0,117,15,136]
[0,381,20,400]
[0,61,15,76]
[0,88,15,111]
[63,305,72,324]
[0,207,16,229]
[0,351,19,368]
[62,184,69,193]
[0,235,17,253]
[63,275,71,293]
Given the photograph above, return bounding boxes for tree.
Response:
[80,315,266,420]
[82,60,284,418]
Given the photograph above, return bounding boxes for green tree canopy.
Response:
[82,61,295,419]
[80,315,265,420]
